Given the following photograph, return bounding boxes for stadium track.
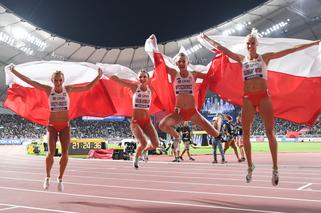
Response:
[1,146,321,213]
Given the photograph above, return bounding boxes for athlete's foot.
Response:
[57,178,63,192]
[133,157,139,169]
[272,169,279,186]
[172,157,180,162]
[246,164,255,183]
[43,177,50,190]
[142,150,149,162]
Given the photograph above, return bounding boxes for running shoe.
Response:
[43,177,50,190]
[272,169,279,186]
[133,157,139,169]
[189,157,195,161]
[57,178,64,192]
[246,164,255,183]
[212,159,218,164]
[172,157,180,162]
[142,150,149,162]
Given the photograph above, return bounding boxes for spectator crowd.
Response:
[0,114,320,139]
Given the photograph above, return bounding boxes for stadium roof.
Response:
[1,0,321,113]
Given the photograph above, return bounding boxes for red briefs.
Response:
[48,121,70,132]
[243,90,269,107]
[132,116,151,129]
[176,107,197,121]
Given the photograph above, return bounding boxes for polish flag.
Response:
[97,63,162,117]
[4,61,116,126]
[145,36,209,113]
[198,35,321,125]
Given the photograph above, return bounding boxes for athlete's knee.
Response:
[47,152,55,159]
[265,129,274,138]
[60,152,69,159]
[159,120,168,132]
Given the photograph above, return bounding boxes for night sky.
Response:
[0,0,267,48]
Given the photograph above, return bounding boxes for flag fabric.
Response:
[145,36,209,113]
[4,61,116,126]
[199,35,321,125]
[97,63,162,117]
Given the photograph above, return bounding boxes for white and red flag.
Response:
[97,63,162,117]
[198,35,321,125]
[4,61,116,126]
[145,35,209,113]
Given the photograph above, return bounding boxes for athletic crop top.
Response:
[49,87,70,112]
[132,85,151,110]
[173,71,195,96]
[242,55,267,81]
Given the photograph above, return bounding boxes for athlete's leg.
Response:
[190,111,219,137]
[58,126,70,180]
[242,99,256,168]
[159,113,182,139]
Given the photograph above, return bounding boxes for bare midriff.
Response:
[49,111,69,122]
[176,94,195,109]
[132,108,150,119]
[244,78,267,93]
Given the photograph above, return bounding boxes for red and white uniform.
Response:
[242,55,267,81]
[132,86,151,110]
[173,72,195,96]
[49,87,70,112]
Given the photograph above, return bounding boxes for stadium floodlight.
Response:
[12,27,28,40]
[236,23,244,31]
[260,19,290,37]
[185,44,203,55]
[0,25,48,55]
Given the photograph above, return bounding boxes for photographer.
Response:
[223,115,242,162]
[179,122,195,161]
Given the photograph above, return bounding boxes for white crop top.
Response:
[242,55,267,81]
[49,87,70,112]
[173,71,195,96]
[132,85,152,110]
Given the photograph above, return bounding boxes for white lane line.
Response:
[2,161,321,177]
[1,163,321,181]
[1,169,320,186]
[1,179,321,204]
[0,176,294,192]
[0,203,78,213]
[1,176,318,195]
[3,155,321,172]
[0,206,19,211]
[297,183,313,191]
[0,187,284,213]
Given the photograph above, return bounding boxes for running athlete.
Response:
[9,65,102,191]
[110,70,159,169]
[201,31,320,186]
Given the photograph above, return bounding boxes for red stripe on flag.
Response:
[4,80,117,126]
[207,54,321,125]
